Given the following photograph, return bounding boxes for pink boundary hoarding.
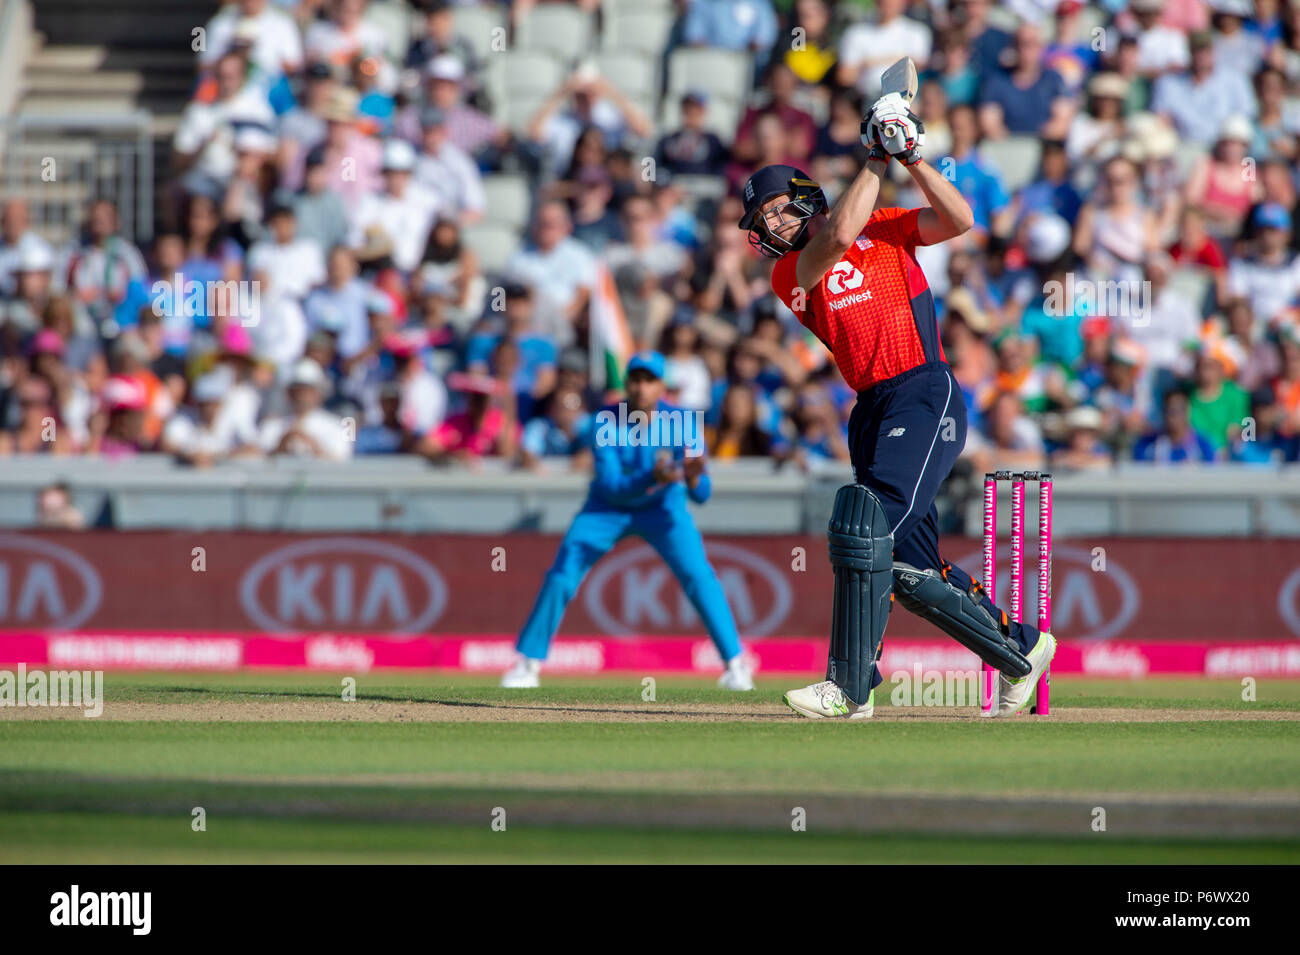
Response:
[1,631,1298,677]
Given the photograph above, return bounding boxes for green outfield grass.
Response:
[2,812,1295,865]
[1,673,1298,864]
[91,670,1300,709]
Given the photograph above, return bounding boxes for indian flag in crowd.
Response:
[590,262,633,390]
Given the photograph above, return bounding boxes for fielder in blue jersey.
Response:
[501,351,753,690]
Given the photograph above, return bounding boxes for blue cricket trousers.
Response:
[516,501,743,662]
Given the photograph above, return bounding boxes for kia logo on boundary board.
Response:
[0,535,103,630]
[239,538,448,635]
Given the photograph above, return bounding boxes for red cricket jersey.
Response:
[771,206,945,392]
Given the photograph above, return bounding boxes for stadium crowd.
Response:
[3,0,1300,471]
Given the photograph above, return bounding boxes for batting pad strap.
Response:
[827,531,892,571]
[892,562,1032,678]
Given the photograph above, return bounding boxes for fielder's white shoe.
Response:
[994,631,1056,717]
[783,680,874,719]
[717,657,755,691]
[500,656,541,688]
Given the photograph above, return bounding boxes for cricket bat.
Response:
[876,57,918,152]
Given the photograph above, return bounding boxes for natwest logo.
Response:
[582,542,792,637]
[0,535,102,629]
[238,538,447,635]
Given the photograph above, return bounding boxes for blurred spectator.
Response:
[398,55,503,162]
[1075,155,1159,285]
[969,389,1047,471]
[521,385,592,468]
[305,245,370,358]
[1253,66,1298,161]
[1186,115,1261,238]
[1014,139,1082,227]
[355,381,405,454]
[305,0,392,79]
[661,315,713,412]
[0,376,62,455]
[0,200,50,299]
[414,108,486,224]
[655,92,728,177]
[465,282,556,420]
[34,483,84,529]
[683,0,780,74]
[1122,0,1190,77]
[418,219,484,325]
[1189,342,1251,451]
[783,0,839,85]
[978,22,1073,139]
[1151,30,1256,146]
[406,1,480,86]
[1052,404,1112,470]
[604,195,689,285]
[838,0,931,97]
[505,201,596,347]
[259,357,352,460]
[199,0,303,80]
[0,238,58,333]
[943,104,1011,237]
[1133,388,1217,461]
[734,63,818,167]
[69,200,147,334]
[349,139,439,272]
[90,375,151,458]
[419,372,518,463]
[1240,159,1300,251]
[1228,203,1300,325]
[707,383,774,458]
[278,61,337,166]
[161,370,256,466]
[173,51,276,196]
[526,68,652,176]
[1065,72,1128,165]
[293,145,350,252]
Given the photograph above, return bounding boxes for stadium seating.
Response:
[462,221,520,275]
[481,174,532,232]
[603,8,678,58]
[980,136,1043,194]
[666,48,753,109]
[451,3,507,61]
[515,5,597,62]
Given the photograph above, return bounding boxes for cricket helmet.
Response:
[738,164,827,259]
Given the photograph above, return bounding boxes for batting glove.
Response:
[869,96,926,166]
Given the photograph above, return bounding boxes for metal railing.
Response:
[0,112,154,244]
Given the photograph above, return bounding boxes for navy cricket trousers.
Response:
[847,362,1038,672]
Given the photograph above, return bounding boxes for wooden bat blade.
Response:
[879,57,918,103]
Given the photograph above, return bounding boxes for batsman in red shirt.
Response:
[738,92,1055,719]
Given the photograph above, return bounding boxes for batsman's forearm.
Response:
[908,160,975,233]
[824,159,888,247]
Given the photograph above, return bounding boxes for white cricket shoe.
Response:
[994,631,1056,717]
[500,656,541,688]
[783,680,874,719]
[718,657,754,691]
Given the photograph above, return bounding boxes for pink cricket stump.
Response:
[1036,475,1053,715]
[980,475,997,714]
[1010,477,1025,629]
